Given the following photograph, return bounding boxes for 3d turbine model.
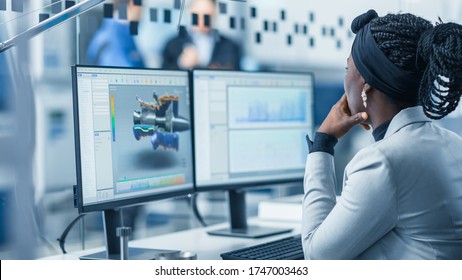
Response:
[133,91,190,151]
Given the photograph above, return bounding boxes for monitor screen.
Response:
[193,70,314,190]
[73,66,194,213]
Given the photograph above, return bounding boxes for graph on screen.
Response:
[228,87,307,129]
[226,86,309,175]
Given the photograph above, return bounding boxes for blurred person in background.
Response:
[86,1,144,232]
[162,0,241,70]
[86,0,145,67]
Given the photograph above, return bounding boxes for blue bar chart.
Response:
[228,87,308,129]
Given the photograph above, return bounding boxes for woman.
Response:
[302,10,462,259]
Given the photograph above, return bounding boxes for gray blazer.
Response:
[302,106,462,259]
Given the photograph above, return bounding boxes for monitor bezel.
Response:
[190,69,315,193]
[72,65,195,214]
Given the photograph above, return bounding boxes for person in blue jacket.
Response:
[86,0,145,231]
[303,10,462,259]
[86,0,144,67]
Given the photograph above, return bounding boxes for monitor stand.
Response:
[207,189,293,238]
[80,209,180,260]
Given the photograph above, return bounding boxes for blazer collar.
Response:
[384,106,431,139]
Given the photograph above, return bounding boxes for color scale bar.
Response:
[110,94,115,141]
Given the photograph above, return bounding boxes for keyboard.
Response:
[221,234,304,260]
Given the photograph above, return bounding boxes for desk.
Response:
[41,218,301,260]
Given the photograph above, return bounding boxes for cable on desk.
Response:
[190,193,208,227]
[57,213,87,254]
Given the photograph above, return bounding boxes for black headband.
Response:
[351,21,421,104]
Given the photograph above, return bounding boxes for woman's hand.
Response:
[318,94,370,139]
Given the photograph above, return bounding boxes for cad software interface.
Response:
[75,67,193,206]
[193,70,313,187]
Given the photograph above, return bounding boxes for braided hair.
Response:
[368,13,462,119]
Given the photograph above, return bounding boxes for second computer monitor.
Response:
[192,70,314,238]
[193,70,314,190]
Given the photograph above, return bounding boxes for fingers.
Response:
[320,94,370,139]
[340,94,369,130]
[355,112,370,130]
[340,95,352,116]
[350,112,368,125]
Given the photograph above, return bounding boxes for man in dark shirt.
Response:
[162,0,241,70]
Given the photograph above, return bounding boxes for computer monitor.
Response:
[192,70,314,238]
[72,66,194,259]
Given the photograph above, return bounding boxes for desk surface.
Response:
[42,219,301,260]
